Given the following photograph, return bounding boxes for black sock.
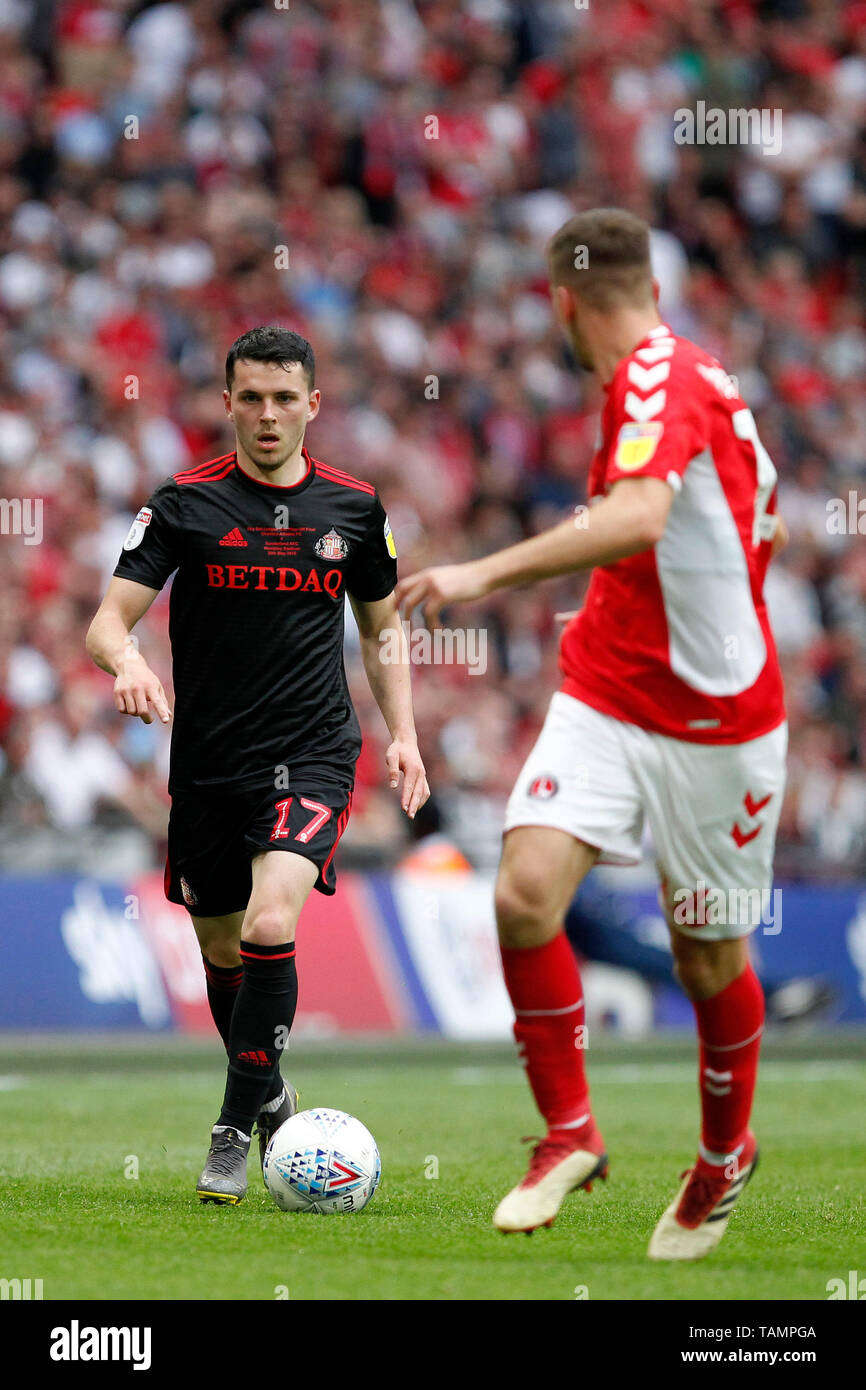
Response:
[202,955,284,1105]
[217,941,297,1135]
[202,956,242,1049]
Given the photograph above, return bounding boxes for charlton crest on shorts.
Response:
[528,774,558,799]
[315,528,349,561]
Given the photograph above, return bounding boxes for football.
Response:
[263,1108,381,1215]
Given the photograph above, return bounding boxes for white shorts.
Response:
[504,692,788,941]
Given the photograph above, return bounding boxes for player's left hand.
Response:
[385,739,430,819]
[395,562,488,629]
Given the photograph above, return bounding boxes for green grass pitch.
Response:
[0,1034,863,1301]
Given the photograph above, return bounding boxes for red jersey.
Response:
[559,326,786,744]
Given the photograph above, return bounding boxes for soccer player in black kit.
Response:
[86,327,429,1205]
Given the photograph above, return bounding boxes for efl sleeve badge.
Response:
[614,421,664,472]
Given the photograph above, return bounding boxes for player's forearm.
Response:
[87,604,171,724]
[476,491,665,594]
[359,627,418,744]
[112,781,170,838]
[86,607,142,677]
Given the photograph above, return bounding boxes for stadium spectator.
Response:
[0,0,864,877]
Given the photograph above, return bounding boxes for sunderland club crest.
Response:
[314,528,349,561]
[179,875,198,907]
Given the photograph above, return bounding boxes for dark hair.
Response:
[225,326,316,392]
[546,208,653,310]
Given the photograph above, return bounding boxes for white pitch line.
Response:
[0,1075,26,1090]
[452,1061,866,1085]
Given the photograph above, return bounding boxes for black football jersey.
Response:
[113,448,398,792]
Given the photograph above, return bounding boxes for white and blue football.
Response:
[263,1108,381,1214]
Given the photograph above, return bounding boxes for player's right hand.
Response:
[114,651,172,725]
[395,562,488,629]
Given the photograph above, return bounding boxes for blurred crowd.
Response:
[0,0,864,879]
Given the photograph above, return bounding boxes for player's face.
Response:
[225,361,320,471]
[551,283,595,371]
[569,316,595,372]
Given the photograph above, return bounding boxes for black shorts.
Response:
[164,773,354,918]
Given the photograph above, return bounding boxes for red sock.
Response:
[500,933,592,1133]
[692,964,764,1164]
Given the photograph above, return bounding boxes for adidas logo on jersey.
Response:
[219,528,248,547]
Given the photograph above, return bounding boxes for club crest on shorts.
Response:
[179,875,198,907]
[315,528,349,561]
[528,774,558,799]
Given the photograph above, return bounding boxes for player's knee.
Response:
[242,906,296,947]
[494,869,558,948]
[670,936,740,1000]
[673,953,717,1000]
[203,944,241,969]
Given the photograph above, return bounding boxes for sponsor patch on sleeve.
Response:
[122,506,153,551]
[384,516,397,559]
[613,421,664,473]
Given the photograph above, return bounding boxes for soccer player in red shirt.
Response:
[397,209,788,1260]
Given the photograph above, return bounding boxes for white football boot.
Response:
[494,1126,608,1234]
[648,1132,759,1261]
